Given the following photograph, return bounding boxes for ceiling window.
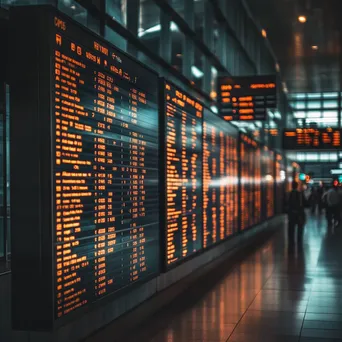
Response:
[307,101,321,109]
[323,92,338,98]
[307,93,322,99]
[294,111,305,119]
[295,102,305,109]
[323,100,338,109]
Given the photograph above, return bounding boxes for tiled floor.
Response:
[123,212,342,342]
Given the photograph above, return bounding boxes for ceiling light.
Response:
[191,66,204,79]
[210,106,218,114]
[298,15,307,23]
[71,5,76,10]
[312,45,318,50]
[261,29,267,38]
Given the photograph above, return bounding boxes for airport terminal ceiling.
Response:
[247,0,342,94]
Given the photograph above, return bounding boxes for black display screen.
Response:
[203,109,239,248]
[218,75,276,121]
[163,81,203,267]
[10,6,159,328]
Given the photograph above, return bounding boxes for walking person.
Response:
[287,181,306,246]
[324,183,340,227]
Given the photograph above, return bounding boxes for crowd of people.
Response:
[287,180,342,245]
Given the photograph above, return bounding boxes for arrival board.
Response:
[10,6,159,329]
[218,75,276,121]
[240,135,262,230]
[203,109,239,248]
[163,80,203,267]
[283,128,342,150]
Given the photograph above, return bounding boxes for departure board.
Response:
[263,147,275,220]
[218,75,276,121]
[162,80,203,268]
[240,135,262,230]
[10,7,159,329]
[283,128,342,150]
[275,154,285,215]
[203,109,239,248]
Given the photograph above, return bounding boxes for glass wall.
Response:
[290,92,342,128]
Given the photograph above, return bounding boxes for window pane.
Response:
[195,0,205,39]
[307,101,321,109]
[323,100,338,109]
[294,111,305,118]
[323,111,337,118]
[105,26,127,52]
[320,154,330,161]
[192,47,204,89]
[58,0,100,33]
[295,102,305,109]
[139,1,160,55]
[171,22,183,73]
[306,111,321,118]
[106,0,127,27]
[323,92,338,98]
[308,93,321,99]
[169,0,184,19]
[1,0,54,7]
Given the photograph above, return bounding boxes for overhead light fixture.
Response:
[298,15,307,23]
[331,169,342,175]
[138,22,179,38]
[191,66,204,79]
[210,106,218,114]
[312,45,319,50]
[210,91,217,99]
[261,29,267,38]
[138,24,161,37]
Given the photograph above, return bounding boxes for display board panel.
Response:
[10,6,159,329]
[218,75,276,121]
[203,109,239,248]
[275,154,286,215]
[283,128,342,150]
[162,80,203,268]
[240,135,262,230]
[262,147,275,220]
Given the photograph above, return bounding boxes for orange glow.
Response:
[250,83,275,89]
[298,15,307,23]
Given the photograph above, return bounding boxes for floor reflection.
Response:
[96,212,342,342]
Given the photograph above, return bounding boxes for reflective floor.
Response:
[99,212,342,342]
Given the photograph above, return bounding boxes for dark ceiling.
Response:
[246,0,342,94]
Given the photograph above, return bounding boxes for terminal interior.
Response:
[1,1,342,341]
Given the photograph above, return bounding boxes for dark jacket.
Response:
[287,190,306,217]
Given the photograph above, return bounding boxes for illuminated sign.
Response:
[283,128,342,150]
[217,75,277,121]
[162,80,203,268]
[203,109,239,248]
[11,6,159,329]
